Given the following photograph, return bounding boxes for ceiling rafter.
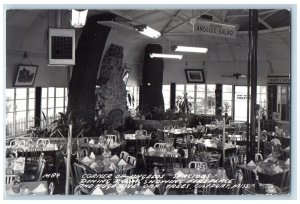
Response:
[244,10,290,48]
[262,10,279,20]
[132,10,161,21]
[163,10,210,34]
[221,10,228,21]
[160,10,181,33]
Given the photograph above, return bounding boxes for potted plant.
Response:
[223,102,230,123]
[176,92,193,115]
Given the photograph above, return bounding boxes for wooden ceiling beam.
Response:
[132,10,161,21]
[160,10,181,33]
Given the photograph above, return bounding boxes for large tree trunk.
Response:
[141,44,164,120]
[67,14,115,136]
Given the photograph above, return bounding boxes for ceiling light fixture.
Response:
[134,25,161,39]
[149,53,182,60]
[71,9,88,28]
[173,45,208,53]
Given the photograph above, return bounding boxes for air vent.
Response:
[200,14,213,20]
[48,28,75,65]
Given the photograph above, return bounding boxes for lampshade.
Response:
[149,53,182,60]
[71,9,88,28]
[173,45,208,53]
[134,25,161,39]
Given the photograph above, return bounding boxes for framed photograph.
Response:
[122,67,131,85]
[14,64,38,86]
[185,69,205,83]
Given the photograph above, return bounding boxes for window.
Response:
[6,88,35,136]
[174,84,216,115]
[222,85,233,117]
[162,85,170,110]
[41,87,68,126]
[126,86,140,116]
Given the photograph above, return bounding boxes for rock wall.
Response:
[96,44,127,128]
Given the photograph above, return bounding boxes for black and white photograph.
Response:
[185,69,205,83]
[2,2,297,201]
[14,65,38,86]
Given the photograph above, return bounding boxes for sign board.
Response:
[194,20,237,39]
[267,75,290,85]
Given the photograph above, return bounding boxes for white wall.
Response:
[6,9,290,88]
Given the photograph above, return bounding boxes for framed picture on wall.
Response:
[185,69,205,83]
[14,64,38,86]
[122,66,131,85]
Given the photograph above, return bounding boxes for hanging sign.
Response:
[194,20,237,39]
[267,75,290,85]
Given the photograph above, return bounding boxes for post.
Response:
[257,111,261,153]
[222,117,226,167]
[65,123,73,195]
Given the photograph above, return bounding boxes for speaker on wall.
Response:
[48,28,75,65]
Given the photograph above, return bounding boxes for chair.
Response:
[76,137,89,151]
[188,146,197,163]
[164,153,182,178]
[279,169,290,194]
[154,143,167,149]
[36,138,50,146]
[230,155,240,178]
[24,158,46,181]
[243,169,255,184]
[6,175,18,184]
[141,147,147,170]
[135,130,147,136]
[73,163,87,185]
[126,155,137,167]
[154,166,165,195]
[106,134,118,143]
[120,151,129,161]
[232,169,243,195]
[74,185,82,195]
[49,182,55,195]
[202,186,217,195]
[76,149,89,158]
[188,161,208,170]
[255,153,263,162]
[207,153,221,169]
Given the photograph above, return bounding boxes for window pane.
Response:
[207,84,215,92]
[29,88,35,98]
[48,98,54,108]
[223,93,232,101]
[6,113,14,136]
[6,113,14,123]
[56,108,64,115]
[28,110,35,121]
[16,100,27,111]
[28,98,35,110]
[42,88,48,98]
[6,89,14,100]
[48,108,54,119]
[196,85,205,91]
[15,111,26,121]
[65,88,68,96]
[223,85,232,92]
[56,97,64,107]
[41,109,47,119]
[42,98,47,109]
[6,101,14,113]
[56,88,64,97]
[49,87,54,98]
[16,88,27,99]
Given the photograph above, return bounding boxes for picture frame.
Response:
[122,67,131,85]
[185,69,205,83]
[14,64,38,86]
